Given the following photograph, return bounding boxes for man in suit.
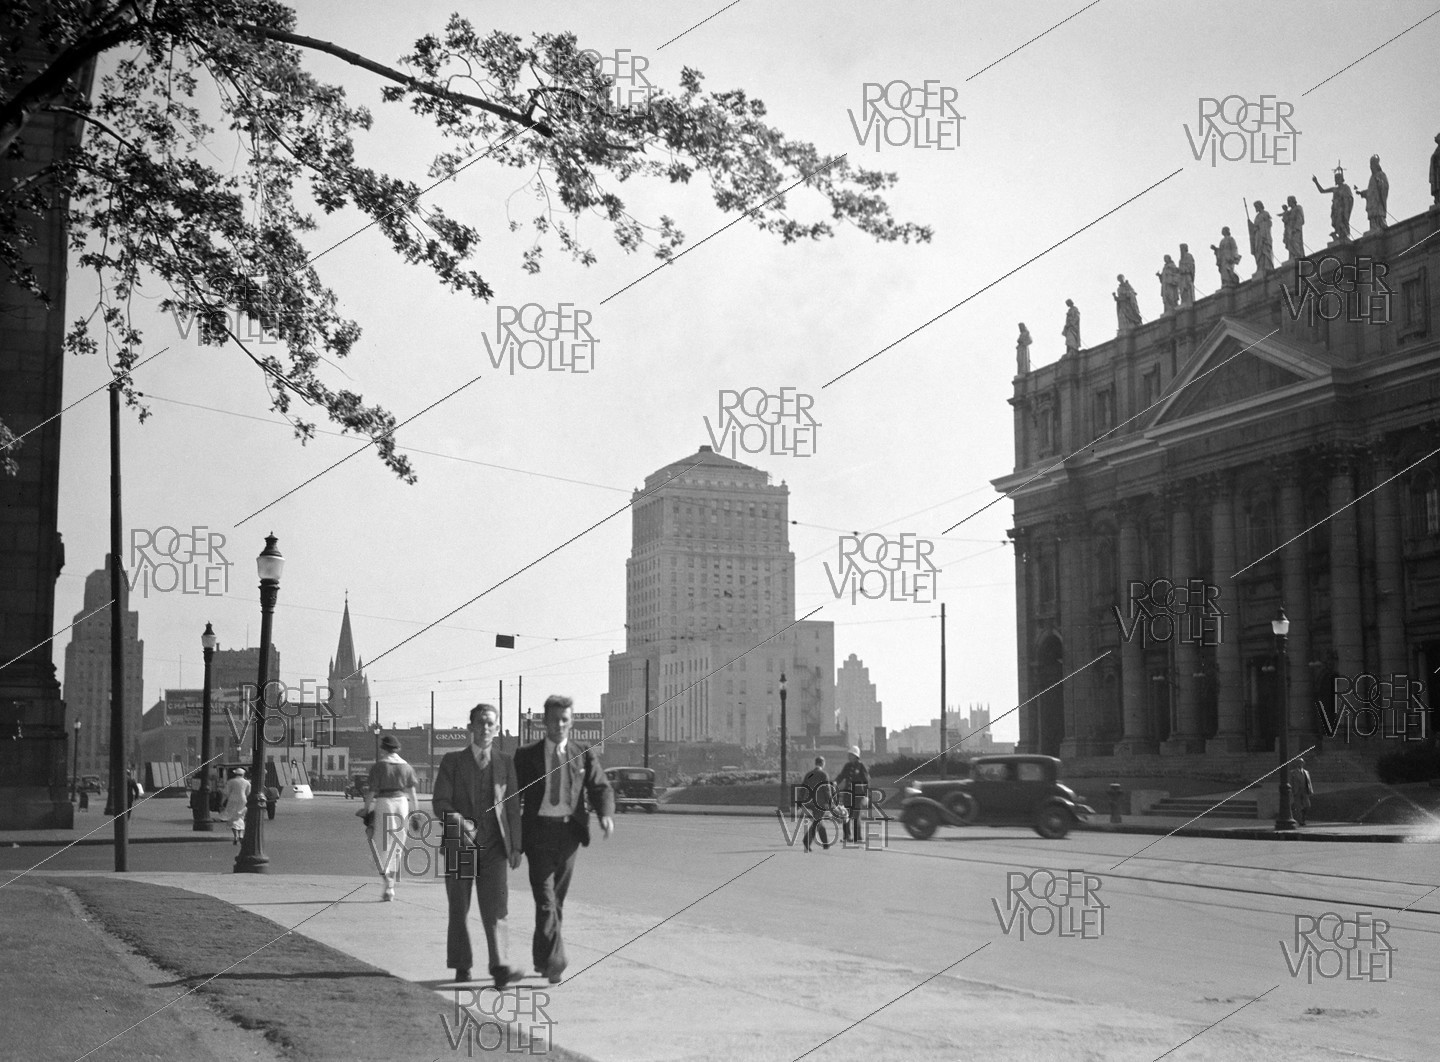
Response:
[514,694,614,984]
[433,703,524,988]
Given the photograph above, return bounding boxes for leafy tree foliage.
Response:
[1,1,929,477]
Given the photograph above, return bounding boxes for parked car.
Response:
[605,767,659,813]
[900,754,1095,840]
[77,775,103,795]
[344,774,368,800]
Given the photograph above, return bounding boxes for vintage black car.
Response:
[900,754,1094,839]
[605,767,659,813]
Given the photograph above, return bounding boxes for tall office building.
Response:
[210,645,281,694]
[604,446,835,749]
[62,562,145,778]
[836,654,884,751]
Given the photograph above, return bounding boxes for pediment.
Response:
[1151,318,1332,426]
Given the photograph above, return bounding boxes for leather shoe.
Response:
[453,968,471,983]
[544,966,564,985]
[492,965,523,990]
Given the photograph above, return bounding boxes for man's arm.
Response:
[432,754,460,820]
[502,755,524,864]
[584,748,616,820]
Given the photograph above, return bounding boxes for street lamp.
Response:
[371,721,381,763]
[778,673,788,811]
[236,534,284,873]
[1272,607,1298,831]
[193,623,217,831]
[71,718,80,802]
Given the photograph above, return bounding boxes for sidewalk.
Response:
[1078,814,1432,842]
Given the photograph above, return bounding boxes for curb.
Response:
[2,834,232,848]
[1077,822,1421,843]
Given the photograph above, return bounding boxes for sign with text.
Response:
[432,728,472,753]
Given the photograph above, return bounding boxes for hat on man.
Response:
[848,746,861,758]
[380,735,401,753]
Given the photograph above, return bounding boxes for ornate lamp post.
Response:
[71,718,80,802]
[235,535,284,873]
[778,673,788,811]
[193,623,217,831]
[1272,607,1298,831]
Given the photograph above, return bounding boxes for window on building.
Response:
[1409,471,1440,538]
[1038,551,1056,604]
[1096,538,1115,601]
[1401,270,1429,338]
[1037,401,1054,455]
[1246,496,1275,558]
[1094,389,1114,434]
[1142,367,1161,408]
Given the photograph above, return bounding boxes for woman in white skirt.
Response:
[221,768,251,845]
[361,735,421,900]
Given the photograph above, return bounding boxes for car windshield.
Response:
[974,763,1013,782]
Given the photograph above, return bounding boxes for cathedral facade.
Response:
[998,193,1439,776]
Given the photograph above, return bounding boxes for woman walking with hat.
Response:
[360,735,421,900]
[221,768,250,845]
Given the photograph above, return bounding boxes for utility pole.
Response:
[939,602,948,780]
[429,691,435,792]
[108,379,128,870]
[518,676,523,742]
[498,680,504,752]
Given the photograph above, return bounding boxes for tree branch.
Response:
[229,24,558,138]
[0,21,139,155]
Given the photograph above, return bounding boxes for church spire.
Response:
[326,595,371,727]
[334,596,357,678]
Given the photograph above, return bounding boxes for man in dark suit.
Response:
[513,694,614,984]
[433,703,524,988]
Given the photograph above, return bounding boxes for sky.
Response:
[48,0,1440,742]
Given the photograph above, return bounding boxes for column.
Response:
[1061,513,1108,758]
[1162,485,1205,753]
[1208,473,1248,751]
[1276,460,1314,748]
[1114,499,1156,754]
[1011,528,1037,754]
[1329,449,1365,686]
[1371,441,1408,679]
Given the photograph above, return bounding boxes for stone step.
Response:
[1145,797,1260,818]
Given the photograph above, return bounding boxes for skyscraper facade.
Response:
[62,563,145,778]
[605,446,835,750]
[836,653,884,751]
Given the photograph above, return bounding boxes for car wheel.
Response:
[1034,806,1072,839]
[943,792,978,825]
[902,804,939,840]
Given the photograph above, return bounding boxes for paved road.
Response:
[14,796,1438,1060]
